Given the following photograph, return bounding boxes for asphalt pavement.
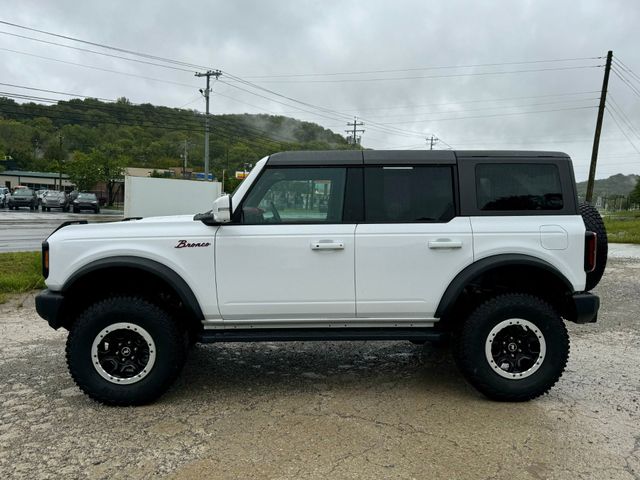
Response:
[0,209,123,253]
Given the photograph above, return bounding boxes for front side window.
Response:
[241,167,347,224]
[476,163,563,211]
[364,166,455,222]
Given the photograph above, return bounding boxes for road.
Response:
[0,209,123,253]
[0,259,639,479]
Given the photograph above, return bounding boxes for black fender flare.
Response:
[62,256,205,320]
[434,254,574,318]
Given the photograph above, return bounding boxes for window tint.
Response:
[476,163,563,211]
[364,166,455,223]
[242,167,346,224]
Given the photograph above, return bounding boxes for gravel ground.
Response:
[0,259,639,479]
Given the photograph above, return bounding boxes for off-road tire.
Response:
[579,203,607,291]
[66,296,186,406]
[454,293,569,402]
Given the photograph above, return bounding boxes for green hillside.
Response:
[0,96,354,191]
[576,173,639,199]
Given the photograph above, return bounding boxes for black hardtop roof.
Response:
[267,150,570,166]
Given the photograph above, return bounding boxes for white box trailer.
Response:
[124,175,222,218]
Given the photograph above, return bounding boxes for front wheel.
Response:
[66,296,187,406]
[454,293,569,402]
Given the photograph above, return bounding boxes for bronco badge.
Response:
[175,240,211,248]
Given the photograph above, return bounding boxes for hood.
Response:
[48,214,215,243]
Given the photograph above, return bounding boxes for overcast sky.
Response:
[2,0,640,180]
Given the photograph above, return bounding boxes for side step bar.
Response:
[199,328,446,343]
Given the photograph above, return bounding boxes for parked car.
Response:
[42,191,70,212]
[7,188,37,210]
[35,190,49,207]
[0,187,9,208]
[35,150,605,406]
[72,192,100,213]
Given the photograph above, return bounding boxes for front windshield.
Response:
[78,193,96,200]
[15,190,33,196]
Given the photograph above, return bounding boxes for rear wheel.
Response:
[454,293,569,401]
[66,296,187,406]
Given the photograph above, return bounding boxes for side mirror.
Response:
[212,194,232,223]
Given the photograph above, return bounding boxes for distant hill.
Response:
[576,173,639,199]
[0,96,354,189]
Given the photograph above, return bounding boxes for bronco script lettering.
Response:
[175,240,211,248]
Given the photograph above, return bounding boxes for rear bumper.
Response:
[35,289,65,329]
[571,292,600,324]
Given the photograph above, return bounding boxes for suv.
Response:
[72,192,100,213]
[35,151,606,406]
[8,188,38,210]
[42,191,70,212]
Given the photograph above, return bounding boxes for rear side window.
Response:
[476,163,563,211]
[364,166,455,222]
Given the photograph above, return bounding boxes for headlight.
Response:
[73,200,79,204]
[91,201,97,204]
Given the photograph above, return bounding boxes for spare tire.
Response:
[579,203,608,291]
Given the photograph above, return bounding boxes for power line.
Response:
[239,56,604,78]
[612,56,640,85]
[608,95,640,142]
[605,108,640,155]
[226,65,603,84]
[0,47,199,89]
[0,30,194,73]
[326,91,600,113]
[0,19,210,70]
[611,66,640,99]
[376,105,598,125]
[358,97,599,120]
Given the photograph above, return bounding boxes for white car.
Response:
[35,150,606,405]
[0,187,9,208]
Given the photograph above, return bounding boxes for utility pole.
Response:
[58,133,63,191]
[182,139,189,179]
[195,69,222,181]
[427,135,439,150]
[345,117,365,146]
[586,50,613,203]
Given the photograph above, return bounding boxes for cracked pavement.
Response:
[1,259,639,479]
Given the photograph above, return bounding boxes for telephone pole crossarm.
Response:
[345,117,365,146]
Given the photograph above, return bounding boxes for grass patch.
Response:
[0,252,45,303]
[604,215,640,244]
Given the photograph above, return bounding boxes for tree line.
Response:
[0,96,355,202]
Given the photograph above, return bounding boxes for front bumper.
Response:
[35,289,65,329]
[571,292,600,324]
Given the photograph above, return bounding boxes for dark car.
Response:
[72,192,100,213]
[42,191,70,212]
[8,189,38,210]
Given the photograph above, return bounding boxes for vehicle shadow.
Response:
[166,340,477,402]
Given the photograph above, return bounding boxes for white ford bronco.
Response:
[35,150,606,405]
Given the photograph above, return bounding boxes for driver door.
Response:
[215,166,356,323]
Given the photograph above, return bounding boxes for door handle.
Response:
[428,240,463,249]
[311,241,345,250]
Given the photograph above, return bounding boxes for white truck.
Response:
[124,175,222,218]
[35,150,606,405]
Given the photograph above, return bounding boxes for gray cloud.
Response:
[1,0,639,179]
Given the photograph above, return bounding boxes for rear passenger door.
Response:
[355,153,473,320]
